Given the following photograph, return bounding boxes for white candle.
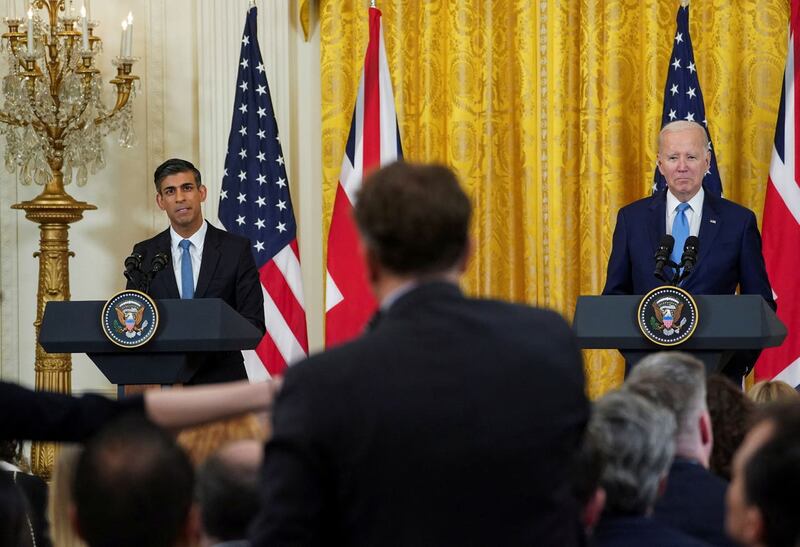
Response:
[26,7,33,54]
[120,20,127,57]
[125,12,133,57]
[80,6,88,50]
[85,0,90,19]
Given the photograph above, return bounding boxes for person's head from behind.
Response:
[197,440,263,544]
[589,389,676,516]
[354,162,472,296]
[0,472,32,547]
[153,158,207,238]
[625,351,712,467]
[706,374,754,480]
[726,402,800,547]
[747,380,800,406]
[71,415,197,547]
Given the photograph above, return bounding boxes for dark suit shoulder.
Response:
[132,227,170,253]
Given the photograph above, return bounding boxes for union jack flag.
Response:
[654,3,722,197]
[756,3,800,385]
[325,6,403,347]
[219,6,308,378]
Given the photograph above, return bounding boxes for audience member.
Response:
[0,440,51,547]
[252,162,590,546]
[71,415,199,547]
[590,389,708,547]
[706,374,754,480]
[1,379,278,442]
[726,402,800,547]
[746,380,800,405]
[197,440,263,547]
[48,445,86,547]
[625,352,735,546]
[571,429,607,534]
[0,471,33,547]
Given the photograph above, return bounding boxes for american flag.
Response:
[654,3,722,197]
[755,3,800,386]
[324,6,403,347]
[219,6,308,379]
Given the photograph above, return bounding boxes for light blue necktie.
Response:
[179,239,194,299]
[670,202,691,267]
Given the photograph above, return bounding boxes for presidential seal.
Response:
[101,290,159,348]
[637,286,699,347]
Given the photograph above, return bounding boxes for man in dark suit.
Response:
[626,352,736,546]
[251,162,590,546]
[590,390,709,547]
[602,120,773,307]
[128,158,265,384]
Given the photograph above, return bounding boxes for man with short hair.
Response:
[626,351,735,546]
[251,161,590,546]
[725,402,800,547]
[197,440,263,547]
[127,158,265,384]
[71,415,199,547]
[590,389,708,547]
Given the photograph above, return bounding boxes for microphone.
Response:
[679,236,700,275]
[150,252,169,274]
[124,253,142,274]
[653,234,675,281]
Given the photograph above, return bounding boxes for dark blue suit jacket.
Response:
[252,282,589,547]
[654,458,736,547]
[602,190,774,309]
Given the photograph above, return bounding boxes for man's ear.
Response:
[363,244,381,284]
[155,192,166,211]
[656,155,666,177]
[741,506,766,547]
[458,237,475,274]
[582,487,606,531]
[198,184,207,203]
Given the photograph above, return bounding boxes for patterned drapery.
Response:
[319,0,788,397]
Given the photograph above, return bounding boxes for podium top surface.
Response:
[39,298,263,354]
[573,294,786,350]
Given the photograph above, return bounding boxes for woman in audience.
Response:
[706,374,755,480]
[747,380,800,405]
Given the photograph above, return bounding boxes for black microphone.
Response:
[124,253,142,274]
[150,252,169,274]
[679,236,699,274]
[653,234,675,281]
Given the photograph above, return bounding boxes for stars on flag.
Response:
[653,5,722,196]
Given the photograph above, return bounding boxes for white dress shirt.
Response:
[169,221,207,297]
[666,187,704,238]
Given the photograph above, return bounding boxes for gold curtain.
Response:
[319,0,788,398]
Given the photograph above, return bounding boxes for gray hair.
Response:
[589,389,676,515]
[658,120,710,151]
[626,352,707,444]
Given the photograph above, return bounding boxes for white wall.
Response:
[0,0,323,394]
